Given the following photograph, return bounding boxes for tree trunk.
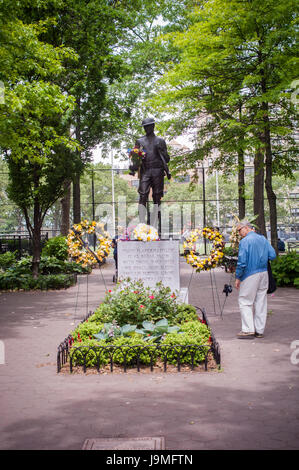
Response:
[31,223,41,279]
[31,200,42,279]
[60,180,71,235]
[237,149,246,219]
[261,100,278,253]
[30,165,42,278]
[264,133,278,253]
[253,147,266,236]
[73,99,82,224]
[73,172,81,224]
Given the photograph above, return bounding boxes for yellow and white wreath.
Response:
[183,227,224,272]
[67,220,112,266]
[132,223,159,242]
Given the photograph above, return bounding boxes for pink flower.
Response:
[171,293,176,298]
[139,304,145,309]
[149,295,155,299]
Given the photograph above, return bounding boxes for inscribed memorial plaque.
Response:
[117,240,180,292]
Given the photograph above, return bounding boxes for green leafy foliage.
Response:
[135,318,181,342]
[0,272,76,291]
[0,251,17,269]
[70,335,159,368]
[93,279,184,327]
[271,253,299,288]
[42,236,69,261]
[94,322,138,342]
[0,254,89,290]
[161,321,211,365]
[174,304,199,324]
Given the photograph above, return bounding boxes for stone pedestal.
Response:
[117,240,188,302]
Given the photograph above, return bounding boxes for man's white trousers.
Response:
[238,271,269,334]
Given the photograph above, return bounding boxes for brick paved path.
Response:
[0,258,298,450]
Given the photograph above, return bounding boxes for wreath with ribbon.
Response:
[183,227,224,272]
[67,220,112,266]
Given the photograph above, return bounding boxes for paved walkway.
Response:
[0,258,299,450]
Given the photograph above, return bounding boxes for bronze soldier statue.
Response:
[129,117,171,228]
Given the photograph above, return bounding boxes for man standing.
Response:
[129,117,170,228]
[234,221,276,339]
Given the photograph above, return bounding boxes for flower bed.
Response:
[57,279,221,374]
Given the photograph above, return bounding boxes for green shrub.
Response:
[70,336,159,368]
[42,236,68,261]
[93,279,181,327]
[0,253,91,290]
[35,274,76,290]
[62,261,91,274]
[69,317,211,369]
[135,318,182,342]
[7,256,32,275]
[70,339,110,368]
[70,320,104,342]
[0,272,76,290]
[161,321,211,365]
[0,251,18,269]
[174,304,199,323]
[0,272,33,290]
[39,256,65,274]
[39,256,91,275]
[40,256,91,275]
[271,253,299,288]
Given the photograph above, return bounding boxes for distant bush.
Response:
[0,272,76,291]
[42,236,68,261]
[271,253,299,288]
[0,253,90,290]
[0,251,17,269]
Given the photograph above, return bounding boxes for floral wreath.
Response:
[67,220,112,266]
[183,227,224,272]
[132,223,159,242]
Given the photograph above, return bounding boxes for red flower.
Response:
[139,304,145,309]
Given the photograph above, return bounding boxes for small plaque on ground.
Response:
[82,436,165,450]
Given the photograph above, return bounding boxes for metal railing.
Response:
[0,232,48,256]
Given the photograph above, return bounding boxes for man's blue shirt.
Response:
[235,231,276,282]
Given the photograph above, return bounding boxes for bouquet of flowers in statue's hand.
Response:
[128,145,146,175]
